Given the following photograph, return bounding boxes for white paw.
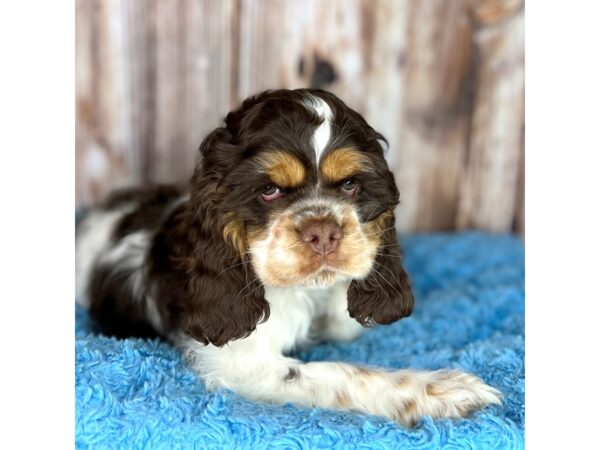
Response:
[321,316,365,342]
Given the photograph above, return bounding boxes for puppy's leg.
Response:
[179,334,501,427]
[314,281,364,343]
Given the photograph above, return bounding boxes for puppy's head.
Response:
[185,89,413,345]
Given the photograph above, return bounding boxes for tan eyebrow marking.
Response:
[256,150,306,188]
[320,147,374,182]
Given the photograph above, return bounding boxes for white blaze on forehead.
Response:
[304,95,333,165]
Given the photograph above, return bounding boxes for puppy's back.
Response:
[76,184,185,338]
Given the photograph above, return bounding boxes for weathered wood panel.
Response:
[75,0,524,233]
[456,0,525,231]
[151,0,236,183]
[394,0,474,231]
[76,0,136,204]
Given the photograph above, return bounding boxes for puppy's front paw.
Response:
[392,370,502,427]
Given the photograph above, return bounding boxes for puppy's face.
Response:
[247,145,394,289]
[186,89,413,345]
[200,90,399,288]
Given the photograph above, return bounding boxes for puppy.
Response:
[76,88,501,426]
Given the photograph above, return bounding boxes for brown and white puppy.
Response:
[76,89,501,426]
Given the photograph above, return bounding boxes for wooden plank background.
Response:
[76,0,524,234]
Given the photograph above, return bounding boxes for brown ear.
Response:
[178,203,269,346]
[151,204,269,348]
[174,126,270,346]
[347,214,414,326]
[182,250,269,347]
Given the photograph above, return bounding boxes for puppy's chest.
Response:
[263,285,333,350]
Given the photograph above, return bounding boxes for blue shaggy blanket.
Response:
[75,232,524,449]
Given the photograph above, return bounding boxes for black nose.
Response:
[299,219,343,255]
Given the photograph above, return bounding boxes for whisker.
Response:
[366,266,387,296]
[374,261,404,289]
[231,277,260,303]
[370,265,404,298]
[286,240,305,250]
[374,252,400,260]
[374,226,396,235]
[235,281,264,304]
[364,208,379,223]
[216,260,249,277]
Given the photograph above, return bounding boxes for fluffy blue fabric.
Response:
[76,232,524,449]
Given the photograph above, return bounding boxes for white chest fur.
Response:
[263,285,334,351]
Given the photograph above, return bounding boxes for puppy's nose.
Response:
[300,219,343,255]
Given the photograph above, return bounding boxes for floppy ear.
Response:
[181,243,268,347]
[347,212,414,326]
[150,200,269,348]
[174,126,270,347]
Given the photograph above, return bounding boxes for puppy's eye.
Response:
[341,179,358,197]
[261,185,283,202]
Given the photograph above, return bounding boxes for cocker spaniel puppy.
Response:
[76,89,501,426]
